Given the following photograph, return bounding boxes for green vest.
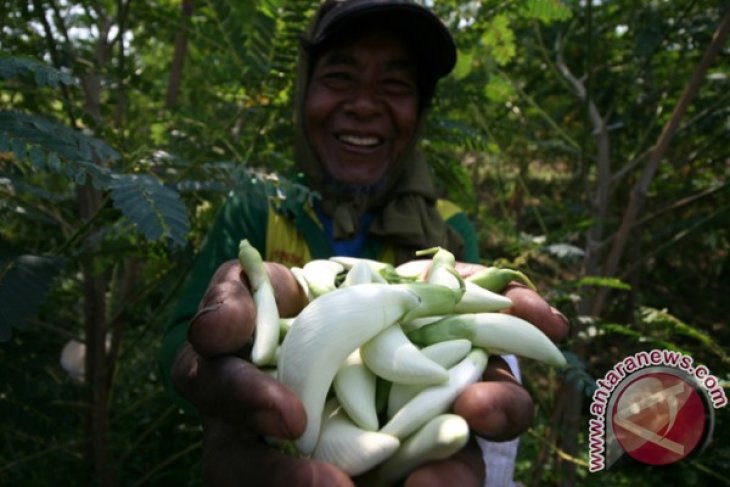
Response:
[265,197,466,268]
[159,189,478,413]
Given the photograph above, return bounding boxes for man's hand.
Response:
[172,260,353,487]
[172,259,569,486]
[451,263,569,443]
[401,263,570,485]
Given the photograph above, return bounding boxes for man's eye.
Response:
[322,71,353,83]
[383,78,416,94]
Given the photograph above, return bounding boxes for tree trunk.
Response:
[78,182,114,487]
[165,0,194,109]
[543,47,612,487]
[538,9,730,486]
[593,8,730,314]
[77,8,117,484]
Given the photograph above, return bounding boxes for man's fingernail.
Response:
[190,302,223,323]
[253,409,293,438]
[553,308,570,327]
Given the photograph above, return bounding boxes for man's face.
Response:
[304,32,420,186]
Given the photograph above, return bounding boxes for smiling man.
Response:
[290,0,468,259]
[160,1,569,486]
[304,31,420,186]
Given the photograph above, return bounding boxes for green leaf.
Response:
[561,351,597,396]
[576,275,631,291]
[2,175,69,203]
[484,75,516,103]
[11,137,26,161]
[519,0,573,23]
[47,151,61,170]
[452,49,474,80]
[74,169,87,185]
[634,8,664,57]
[110,174,190,247]
[34,68,48,87]
[0,111,122,189]
[481,14,516,66]
[76,161,114,188]
[639,307,730,363]
[0,111,119,165]
[0,57,77,87]
[601,323,684,353]
[0,254,65,342]
[29,145,45,169]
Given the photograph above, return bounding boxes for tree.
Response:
[1,0,727,485]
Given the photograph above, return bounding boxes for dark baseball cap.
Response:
[308,0,457,81]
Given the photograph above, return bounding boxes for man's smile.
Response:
[336,133,382,148]
[304,32,420,185]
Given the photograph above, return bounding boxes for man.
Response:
[160,1,569,485]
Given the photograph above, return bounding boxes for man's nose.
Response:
[345,84,382,118]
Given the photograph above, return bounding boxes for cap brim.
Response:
[312,1,456,80]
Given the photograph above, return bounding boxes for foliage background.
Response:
[1,0,727,485]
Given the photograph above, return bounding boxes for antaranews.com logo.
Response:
[588,349,727,471]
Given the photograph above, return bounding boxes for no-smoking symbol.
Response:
[611,371,708,465]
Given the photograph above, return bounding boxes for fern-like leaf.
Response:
[109,174,190,247]
[0,253,65,342]
[639,307,730,364]
[576,275,632,291]
[0,57,77,87]
[0,111,119,166]
[519,0,573,23]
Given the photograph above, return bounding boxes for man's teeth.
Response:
[339,134,379,146]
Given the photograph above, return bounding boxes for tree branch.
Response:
[165,0,194,109]
[32,0,78,127]
[114,0,132,128]
[555,48,611,302]
[593,7,730,315]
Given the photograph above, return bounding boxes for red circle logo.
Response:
[611,371,707,465]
